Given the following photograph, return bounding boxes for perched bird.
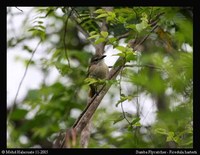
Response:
[80,54,109,148]
[88,54,109,97]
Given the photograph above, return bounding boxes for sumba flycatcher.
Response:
[80,54,109,148]
[88,54,109,97]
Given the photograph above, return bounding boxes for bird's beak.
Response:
[101,55,106,59]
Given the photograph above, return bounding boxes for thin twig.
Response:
[121,101,131,125]
[63,8,73,68]
[136,52,140,117]
[133,25,158,51]
[119,67,132,125]
[108,64,162,70]
[7,40,42,123]
[116,32,130,40]
[15,7,23,12]
[119,69,123,96]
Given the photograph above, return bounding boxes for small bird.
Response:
[88,54,109,97]
[80,54,109,148]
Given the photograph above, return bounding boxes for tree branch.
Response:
[116,32,130,40]
[15,7,23,12]
[108,64,162,70]
[60,58,123,148]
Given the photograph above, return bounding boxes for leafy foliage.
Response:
[7,7,193,148]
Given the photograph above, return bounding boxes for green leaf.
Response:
[88,34,100,40]
[166,132,175,142]
[134,121,141,127]
[141,13,148,23]
[180,139,193,146]
[28,28,46,41]
[155,128,168,135]
[54,62,69,76]
[135,13,149,32]
[105,79,118,85]
[38,20,44,24]
[125,24,136,30]
[89,31,97,36]
[25,89,40,101]
[116,46,126,52]
[94,9,105,14]
[108,37,117,44]
[10,109,28,120]
[127,125,133,131]
[96,13,108,19]
[113,114,124,124]
[23,45,33,53]
[118,16,126,23]
[136,22,148,32]
[84,77,98,85]
[94,37,105,44]
[131,117,140,125]
[173,136,181,144]
[116,95,133,107]
[100,31,108,38]
[107,11,115,16]
[34,25,45,30]
[33,127,48,138]
[112,53,125,58]
[113,57,125,67]
[106,12,116,22]
[126,51,136,62]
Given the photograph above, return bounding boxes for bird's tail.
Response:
[89,85,96,98]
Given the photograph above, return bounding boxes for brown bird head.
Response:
[90,55,106,65]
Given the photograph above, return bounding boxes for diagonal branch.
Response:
[60,59,123,148]
[8,40,42,123]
